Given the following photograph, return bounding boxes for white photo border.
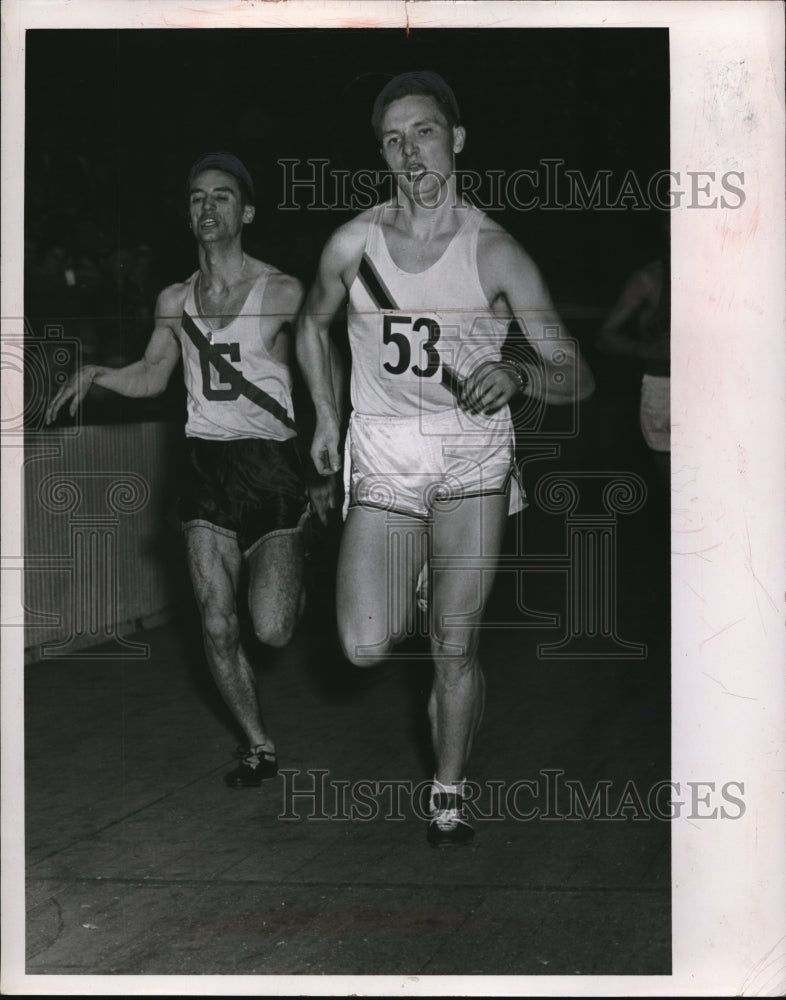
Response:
[2,1,784,996]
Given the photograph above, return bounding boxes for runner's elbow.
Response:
[144,365,171,397]
[543,365,595,405]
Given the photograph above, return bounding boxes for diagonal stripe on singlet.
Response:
[356,253,463,401]
[180,310,297,432]
[357,254,399,310]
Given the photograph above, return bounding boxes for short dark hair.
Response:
[187,152,255,207]
[371,71,461,141]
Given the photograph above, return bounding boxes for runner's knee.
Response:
[253,613,296,649]
[201,609,241,655]
[338,620,392,668]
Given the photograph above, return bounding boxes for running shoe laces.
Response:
[224,744,278,788]
[427,782,475,847]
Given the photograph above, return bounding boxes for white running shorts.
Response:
[345,407,525,521]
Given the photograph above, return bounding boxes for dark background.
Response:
[25,26,668,425]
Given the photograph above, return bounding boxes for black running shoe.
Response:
[426,790,475,847]
[224,745,278,788]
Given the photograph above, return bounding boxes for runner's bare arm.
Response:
[268,272,306,341]
[275,271,345,521]
[296,222,365,474]
[275,271,347,419]
[45,287,183,424]
[477,229,595,406]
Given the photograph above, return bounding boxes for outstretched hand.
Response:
[45,366,96,425]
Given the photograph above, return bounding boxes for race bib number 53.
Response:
[381,315,443,380]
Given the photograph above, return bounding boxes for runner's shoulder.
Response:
[477,217,539,275]
[155,280,189,324]
[323,207,377,274]
[477,214,522,254]
[262,267,306,316]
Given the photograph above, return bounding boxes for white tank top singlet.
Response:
[347,202,509,417]
[178,267,296,441]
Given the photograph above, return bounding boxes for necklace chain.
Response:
[197,253,247,338]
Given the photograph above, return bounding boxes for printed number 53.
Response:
[382,315,441,378]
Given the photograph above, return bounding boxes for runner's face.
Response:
[188,169,254,243]
[379,94,465,202]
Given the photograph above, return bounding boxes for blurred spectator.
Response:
[23,145,179,423]
[595,216,670,485]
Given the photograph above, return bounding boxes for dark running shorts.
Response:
[178,437,308,556]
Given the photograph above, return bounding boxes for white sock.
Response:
[430,775,466,812]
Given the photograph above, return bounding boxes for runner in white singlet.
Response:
[297,73,595,846]
[47,153,342,788]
